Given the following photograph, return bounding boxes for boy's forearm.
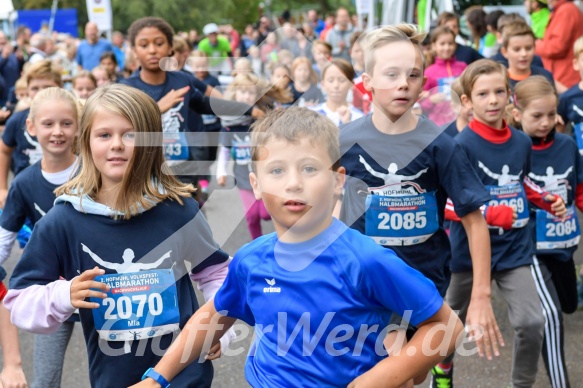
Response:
[461,210,492,297]
[0,301,23,367]
[149,300,236,382]
[359,305,462,387]
[0,146,11,191]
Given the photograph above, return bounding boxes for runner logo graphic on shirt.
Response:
[477,162,522,185]
[528,166,573,201]
[358,155,428,196]
[83,244,180,344]
[263,278,281,293]
[161,102,189,160]
[358,156,439,246]
[34,203,46,217]
[161,102,184,134]
[23,131,43,165]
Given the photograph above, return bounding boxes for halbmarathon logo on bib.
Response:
[263,278,281,293]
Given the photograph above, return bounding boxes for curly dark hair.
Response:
[127,17,174,47]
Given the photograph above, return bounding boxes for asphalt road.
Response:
[1,178,582,387]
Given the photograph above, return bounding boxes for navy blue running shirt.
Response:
[340,114,490,296]
[0,161,60,232]
[2,108,43,175]
[528,132,583,261]
[9,197,228,388]
[450,124,538,272]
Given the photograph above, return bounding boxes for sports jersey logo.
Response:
[161,101,185,134]
[23,131,43,165]
[34,203,46,217]
[528,166,573,200]
[263,278,281,293]
[359,155,428,196]
[478,162,522,185]
[81,244,172,273]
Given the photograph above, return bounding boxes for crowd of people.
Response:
[0,0,583,387]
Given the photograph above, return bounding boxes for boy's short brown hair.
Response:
[501,22,535,49]
[362,24,426,74]
[250,107,340,171]
[312,40,332,55]
[574,35,583,60]
[460,59,509,98]
[26,59,63,87]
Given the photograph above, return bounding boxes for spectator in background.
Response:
[536,0,583,89]
[260,31,280,66]
[525,0,550,39]
[257,16,273,45]
[0,32,21,105]
[490,14,545,68]
[188,29,199,49]
[222,25,240,56]
[302,23,317,41]
[239,24,257,58]
[465,7,496,57]
[307,9,326,37]
[325,8,354,61]
[76,22,113,70]
[320,13,335,41]
[280,23,298,53]
[27,34,48,64]
[111,31,126,70]
[437,12,483,65]
[484,9,504,57]
[198,23,232,75]
[295,28,313,60]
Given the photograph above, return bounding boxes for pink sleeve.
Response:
[189,259,231,302]
[3,280,76,334]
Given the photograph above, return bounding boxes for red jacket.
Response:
[535,0,583,88]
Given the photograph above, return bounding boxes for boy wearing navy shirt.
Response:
[0,60,62,205]
[131,107,463,388]
[339,24,500,365]
[557,36,583,138]
[499,22,554,90]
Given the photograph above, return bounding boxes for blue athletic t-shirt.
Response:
[527,132,583,261]
[2,108,43,175]
[214,218,443,388]
[0,161,60,232]
[340,114,490,295]
[9,197,228,388]
[450,126,535,272]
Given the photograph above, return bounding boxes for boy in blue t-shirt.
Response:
[131,107,463,388]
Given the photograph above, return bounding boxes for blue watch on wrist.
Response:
[142,368,171,388]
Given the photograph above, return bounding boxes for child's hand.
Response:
[204,342,222,361]
[251,107,265,119]
[337,105,352,124]
[70,267,109,309]
[547,195,567,218]
[0,364,28,388]
[555,114,564,127]
[158,86,189,114]
[217,176,227,187]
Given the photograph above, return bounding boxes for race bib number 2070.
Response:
[90,269,180,342]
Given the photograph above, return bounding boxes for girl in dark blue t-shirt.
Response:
[511,76,582,388]
[5,84,234,388]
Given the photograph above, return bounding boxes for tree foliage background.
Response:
[12,0,520,37]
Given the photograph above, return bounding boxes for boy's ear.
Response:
[333,166,346,197]
[25,118,36,137]
[573,57,580,72]
[461,94,472,110]
[249,172,262,200]
[500,46,508,59]
[511,107,522,124]
[362,72,373,93]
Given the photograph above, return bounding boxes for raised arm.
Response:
[358,155,384,180]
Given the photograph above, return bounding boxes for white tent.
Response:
[0,0,14,20]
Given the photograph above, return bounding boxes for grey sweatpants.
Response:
[445,265,545,388]
[32,321,75,388]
